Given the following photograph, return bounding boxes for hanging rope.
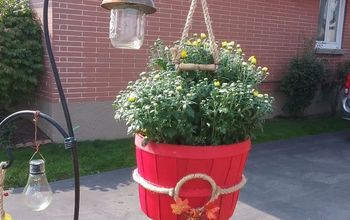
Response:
[30,111,45,162]
[172,0,219,72]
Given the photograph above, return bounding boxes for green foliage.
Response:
[280,52,325,117]
[114,36,273,145]
[0,0,43,108]
[321,61,350,115]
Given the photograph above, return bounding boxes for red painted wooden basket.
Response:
[134,134,251,220]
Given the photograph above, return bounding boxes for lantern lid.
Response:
[29,159,45,175]
[101,0,156,14]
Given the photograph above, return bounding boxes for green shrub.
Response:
[280,52,325,117]
[0,0,43,108]
[113,36,273,145]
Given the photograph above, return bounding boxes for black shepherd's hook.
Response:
[0,0,81,218]
[0,111,72,167]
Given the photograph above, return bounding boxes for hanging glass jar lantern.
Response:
[101,0,156,49]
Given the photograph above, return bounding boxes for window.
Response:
[316,0,346,50]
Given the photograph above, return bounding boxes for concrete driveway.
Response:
[4,130,350,220]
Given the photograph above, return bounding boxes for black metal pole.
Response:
[42,0,80,219]
[0,0,82,218]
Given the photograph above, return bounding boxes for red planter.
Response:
[135,134,251,220]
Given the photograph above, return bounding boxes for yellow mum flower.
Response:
[192,41,199,46]
[221,41,228,48]
[186,40,192,45]
[128,96,136,102]
[197,39,201,43]
[200,33,207,39]
[248,56,257,65]
[181,50,187,58]
[214,80,221,87]
[236,48,243,54]
[176,86,183,91]
[262,67,269,72]
[3,213,12,220]
[253,90,259,97]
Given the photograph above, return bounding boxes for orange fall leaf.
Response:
[205,202,220,220]
[171,198,191,215]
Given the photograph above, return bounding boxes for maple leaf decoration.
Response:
[204,202,220,220]
[171,198,191,215]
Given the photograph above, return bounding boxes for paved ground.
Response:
[4,130,350,220]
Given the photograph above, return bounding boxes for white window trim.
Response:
[316,0,346,50]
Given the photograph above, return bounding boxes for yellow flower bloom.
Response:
[128,96,136,102]
[186,40,192,45]
[200,33,207,39]
[181,50,187,59]
[3,213,12,220]
[176,86,183,91]
[262,67,269,72]
[228,41,235,47]
[248,56,257,65]
[197,39,201,43]
[253,90,259,97]
[221,41,228,48]
[227,46,233,51]
[214,80,221,87]
[192,41,199,46]
[236,48,242,54]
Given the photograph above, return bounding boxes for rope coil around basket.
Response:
[133,169,247,206]
[171,0,220,72]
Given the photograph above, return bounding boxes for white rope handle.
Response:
[133,169,246,203]
[173,173,218,203]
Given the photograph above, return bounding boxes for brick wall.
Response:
[38,0,350,102]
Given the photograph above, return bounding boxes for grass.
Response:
[5,138,134,188]
[4,116,350,188]
[254,116,350,143]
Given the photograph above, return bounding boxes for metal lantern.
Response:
[101,0,156,49]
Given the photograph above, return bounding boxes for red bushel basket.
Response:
[133,135,251,220]
[132,0,251,219]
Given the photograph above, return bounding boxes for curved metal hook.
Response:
[0,110,70,169]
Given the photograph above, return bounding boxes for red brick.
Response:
[35,0,350,103]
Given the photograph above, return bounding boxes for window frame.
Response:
[316,0,346,50]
